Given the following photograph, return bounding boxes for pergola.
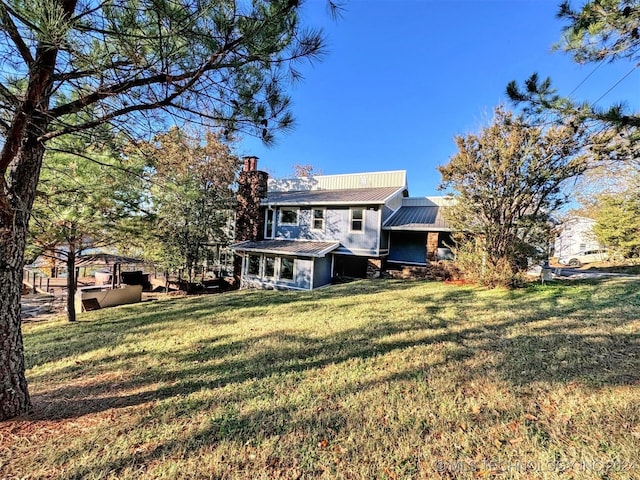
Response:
[76,253,144,288]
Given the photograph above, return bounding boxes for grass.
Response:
[3,278,640,479]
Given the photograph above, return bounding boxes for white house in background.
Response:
[553,216,602,258]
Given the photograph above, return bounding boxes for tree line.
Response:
[0,0,332,421]
[28,127,239,322]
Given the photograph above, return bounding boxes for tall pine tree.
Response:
[507,1,639,130]
[0,0,331,420]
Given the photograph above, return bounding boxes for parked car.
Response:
[558,249,608,267]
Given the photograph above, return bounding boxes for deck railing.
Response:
[22,268,52,294]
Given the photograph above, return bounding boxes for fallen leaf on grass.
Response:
[507,420,520,432]
[493,438,506,448]
[383,467,398,479]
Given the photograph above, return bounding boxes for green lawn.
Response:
[3,278,640,479]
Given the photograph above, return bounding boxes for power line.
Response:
[568,59,606,97]
[591,64,639,106]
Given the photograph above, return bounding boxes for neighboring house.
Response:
[231,158,453,290]
[553,216,601,258]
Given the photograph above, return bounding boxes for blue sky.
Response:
[239,0,639,196]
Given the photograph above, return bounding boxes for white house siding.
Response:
[316,170,406,190]
[268,171,407,193]
[553,217,601,258]
[293,258,313,289]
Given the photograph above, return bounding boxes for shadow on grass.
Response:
[61,364,437,480]
[14,277,640,478]
[460,278,639,387]
[23,279,418,370]
[22,278,640,416]
[27,317,462,421]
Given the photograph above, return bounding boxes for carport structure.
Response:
[383,197,454,265]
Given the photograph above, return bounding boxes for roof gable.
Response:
[383,196,454,231]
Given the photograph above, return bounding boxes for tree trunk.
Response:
[0,141,46,420]
[0,250,32,420]
[65,247,77,322]
[165,268,169,292]
[0,60,60,419]
[0,0,81,420]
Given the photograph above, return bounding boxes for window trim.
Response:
[312,208,325,231]
[279,207,299,226]
[246,254,262,276]
[278,256,295,281]
[264,208,275,239]
[260,255,275,278]
[350,207,365,233]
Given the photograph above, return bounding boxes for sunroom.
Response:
[232,239,339,290]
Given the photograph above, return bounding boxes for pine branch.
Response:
[0,1,34,66]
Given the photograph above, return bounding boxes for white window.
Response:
[265,209,274,238]
[279,257,295,280]
[247,255,261,276]
[312,209,325,230]
[280,208,298,225]
[350,208,364,232]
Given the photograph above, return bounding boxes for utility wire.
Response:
[591,64,639,106]
[568,58,606,97]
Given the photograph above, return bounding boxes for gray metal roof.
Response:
[231,239,340,257]
[263,186,405,206]
[383,206,453,231]
[76,253,144,266]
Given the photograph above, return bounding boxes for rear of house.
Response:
[232,160,453,290]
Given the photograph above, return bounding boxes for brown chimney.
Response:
[234,157,268,284]
[242,156,259,172]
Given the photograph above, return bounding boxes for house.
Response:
[231,158,453,290]
[552,216,601,259]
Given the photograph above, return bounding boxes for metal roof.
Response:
[231,240,340,257]
[263,186,405,206]
[268,170,407,192]
[383,206,453,231]
[76,253,144,266]
[401,196,456,207]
